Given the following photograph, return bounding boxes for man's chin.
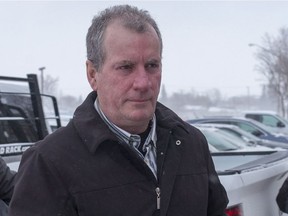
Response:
[128,111,153,122]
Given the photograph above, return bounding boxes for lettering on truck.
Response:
[0,144,33,156]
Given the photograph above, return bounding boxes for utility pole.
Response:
[38,67,46,93]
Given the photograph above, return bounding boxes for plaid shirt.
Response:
[94,98,157,179]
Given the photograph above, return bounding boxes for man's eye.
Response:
[118,65,133,71]
[147,63,159,68]
[146,63,160,71]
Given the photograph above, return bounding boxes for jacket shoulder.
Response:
[155,102,205,136]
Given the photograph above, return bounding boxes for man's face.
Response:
[87,21,162,133]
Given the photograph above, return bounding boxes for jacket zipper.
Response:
[155,187,161,210]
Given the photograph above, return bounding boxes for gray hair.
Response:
[86,5,163,70]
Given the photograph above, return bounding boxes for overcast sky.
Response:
[1,1,288,99]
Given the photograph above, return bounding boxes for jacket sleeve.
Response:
[8,146,78,216]
[0,156,16,204]
[276,177,288,213]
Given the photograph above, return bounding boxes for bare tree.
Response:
[43,74,59,96]
[252,27,288,117]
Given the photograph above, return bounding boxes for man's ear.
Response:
[86,60,98,91]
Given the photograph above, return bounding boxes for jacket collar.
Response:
[72,91,118,153]
[72,91,189,153]
[155,102,189,134]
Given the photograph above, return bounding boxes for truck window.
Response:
[0,100,38,144]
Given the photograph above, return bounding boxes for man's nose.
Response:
[133,68,151,90]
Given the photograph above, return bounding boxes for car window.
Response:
[246,114,263,122]
[261,115,281,127]
[201,129,240,151]
[234,122,264,137]
[246,114,286,128]
[217,130,250,148]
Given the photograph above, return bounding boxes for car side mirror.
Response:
[277,121,285,128]
[252,130,263,137]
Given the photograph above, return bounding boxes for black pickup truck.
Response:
[0,74,61,171]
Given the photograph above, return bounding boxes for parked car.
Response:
[188,117,288,145]
[192,120,288,215]
[243,111,288,135]
[198,123,288,150]
[195,124,276,151]
[212,150,288,216]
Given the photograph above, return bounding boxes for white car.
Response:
[213,150,288,216]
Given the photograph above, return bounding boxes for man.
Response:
[9,5,228,215]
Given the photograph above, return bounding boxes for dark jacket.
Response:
[9,92,228,216]
[277,177,288,213]
[0,156,16,205]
